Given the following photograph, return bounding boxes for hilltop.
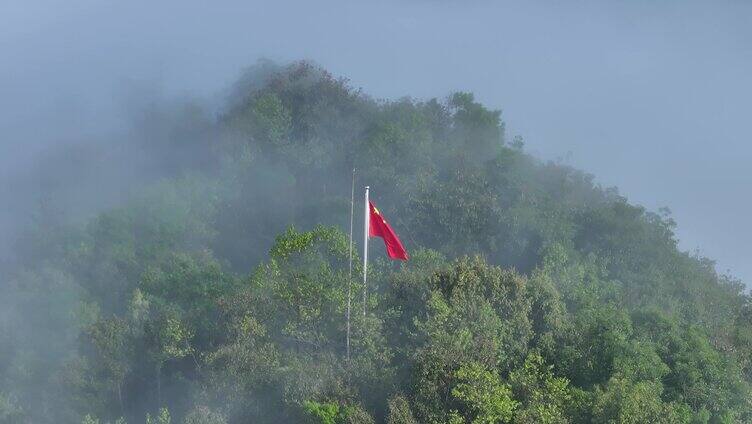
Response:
[1,62,750,424]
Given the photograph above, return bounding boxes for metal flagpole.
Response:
[346,169,355,361]
[363,186,369,316]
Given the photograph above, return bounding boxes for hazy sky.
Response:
[1,1,750,283]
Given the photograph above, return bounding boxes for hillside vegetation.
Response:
[1,62,750,423]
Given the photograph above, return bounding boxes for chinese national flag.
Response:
[369,201,409,261]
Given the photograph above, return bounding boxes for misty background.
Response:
[2,0,750,283]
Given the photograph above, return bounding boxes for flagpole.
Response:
[363,186,369,316]
[346,169,355,362]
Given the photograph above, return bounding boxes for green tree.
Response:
[450,362,518,424]
[86,317,132,416]
[591,378,692,424]
[386,394,418,424]
[509,352,572,423]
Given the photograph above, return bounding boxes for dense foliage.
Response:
[1,61,750,423]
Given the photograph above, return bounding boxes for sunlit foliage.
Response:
[0,62,750,423]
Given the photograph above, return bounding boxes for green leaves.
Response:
[450,362,518,424]
[303,401,375,424]
[509,353,572,424]
[303,401,341,424]
[591,378,692,424]
[4,61,752,424]
[386,395,418,424]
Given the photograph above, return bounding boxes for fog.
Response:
[2,0,751,283]
[4,2,752,422]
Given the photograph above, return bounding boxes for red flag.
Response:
[369,201,409,261]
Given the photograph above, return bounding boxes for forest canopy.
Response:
[1,61,750,424]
